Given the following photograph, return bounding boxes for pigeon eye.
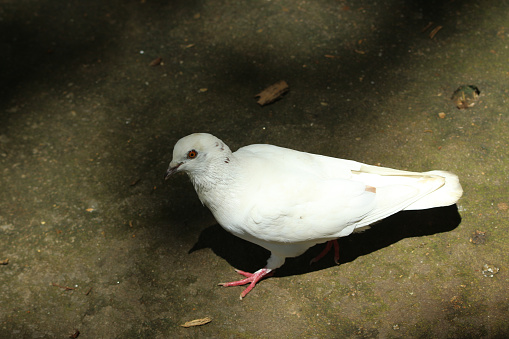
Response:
[187,150,198,159]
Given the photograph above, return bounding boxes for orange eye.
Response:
[187,150,198,159]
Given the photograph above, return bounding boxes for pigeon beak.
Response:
[164,162,182,180]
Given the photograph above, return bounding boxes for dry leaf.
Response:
[149,57,162,67]
[0,258,8,265]
[181,317,212,328]
[255,80,289,106]
[451,85,480,109]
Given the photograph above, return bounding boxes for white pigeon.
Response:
[165,133,463,299]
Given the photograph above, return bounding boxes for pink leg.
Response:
[310,241,332,264]
[332,239,340,264]
[219,268,273,299]
[310,240,340,265]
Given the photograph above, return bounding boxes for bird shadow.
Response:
[189,205,462,278]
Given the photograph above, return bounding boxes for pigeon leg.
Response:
[219,268,273,299]
[310,240,340,264]
[332,239,340,264]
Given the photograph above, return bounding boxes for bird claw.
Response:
[219,268,273,299]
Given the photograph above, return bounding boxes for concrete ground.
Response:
[1,0,508,338]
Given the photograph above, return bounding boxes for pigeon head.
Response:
[165,133,232,180]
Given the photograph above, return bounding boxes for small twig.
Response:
[421,21,434,32]
[429,25,443,39]
[85,287,93,296]
[69,329,80,338]
[51,283,75,291]
[255,80,289,106]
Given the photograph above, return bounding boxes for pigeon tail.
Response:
[403,170,463,210]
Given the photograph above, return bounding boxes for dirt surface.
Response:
[1,0,508,338]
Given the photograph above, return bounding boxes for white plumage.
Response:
[165,133,463,298]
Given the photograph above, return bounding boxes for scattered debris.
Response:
[482,264,499,278]
[497,202,508,211]
[181,317,212,328]
[51,283,75,291]
[0,258,8,265]
[449,295,465,310]
[255,80,289,106]
[451,85,480,109]
[69,329,80,338]
[470,230,487,245]
[149,57,162,67]
[130,178,141,186]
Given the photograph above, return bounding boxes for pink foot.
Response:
[219,268,273,299]
[310,240,340,265]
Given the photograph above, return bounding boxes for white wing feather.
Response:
[233,144,461,243]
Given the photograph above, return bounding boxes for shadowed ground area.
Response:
[0,0,508,337]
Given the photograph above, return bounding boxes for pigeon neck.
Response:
[190,154,238,212]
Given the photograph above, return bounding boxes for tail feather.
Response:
[352,164,463,217]
[403,170,463,210]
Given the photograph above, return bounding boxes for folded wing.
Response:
[235,144,463,244]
